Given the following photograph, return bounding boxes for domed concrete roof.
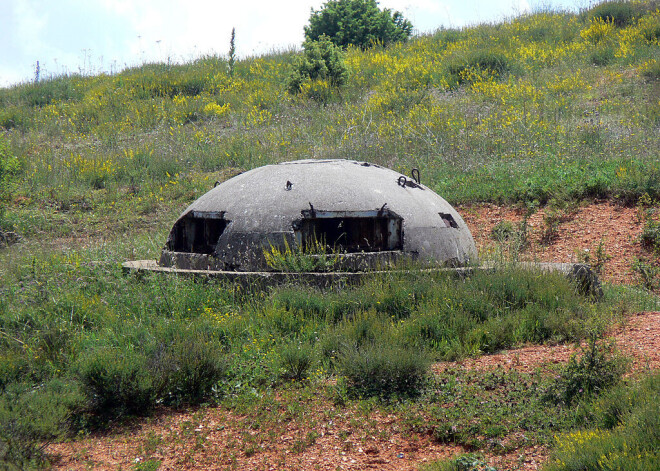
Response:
[159,159,477,272]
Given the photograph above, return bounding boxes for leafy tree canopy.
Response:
[304,0,413,49]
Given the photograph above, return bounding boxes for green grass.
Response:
[544,371,660,471]
[0,241,654,466]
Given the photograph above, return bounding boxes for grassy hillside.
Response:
[0,3,659,470]
[1,5,660,240]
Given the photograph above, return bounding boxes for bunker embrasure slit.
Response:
[167,211,228,254]
[295,209,403,252]
[439,212,458,229]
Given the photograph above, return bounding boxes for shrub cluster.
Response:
[543,334,627,406]
[583,1,645,27]
[445,49,511,86]
[0,379,84,468]
[286,36,348,102]
[338,343,429,398]
[76,332,229,419]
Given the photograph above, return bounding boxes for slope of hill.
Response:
[1,6,659,226]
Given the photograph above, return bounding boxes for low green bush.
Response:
[543,334,627,406]
[151,337,229,406]
[641,59,660,81]
[631,256,660,291]
[338,342,429,398]
[640,210,660,251]
[446,49,511,86]
[583,1,642,27]
[286,36,348,97]
[0,379,84,468]
[422,453,497,471]
[490,220,516,242]
[277,342,315,381]
[75,348,155,419]
[589,45,615,66]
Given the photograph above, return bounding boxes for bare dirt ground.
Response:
[47,202,660,471]
[459,201,645,285]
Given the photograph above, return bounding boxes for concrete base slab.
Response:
[122,260,602,297]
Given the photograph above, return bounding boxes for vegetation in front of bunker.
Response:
[422,453,498,471]
[408,333,631,459]
[1,247,652,467]
[542,333,628,406]
[420,366,660,471]
[337,341,430,399]
[263,238,340,272]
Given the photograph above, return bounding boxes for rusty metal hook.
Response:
[412,168,420,184]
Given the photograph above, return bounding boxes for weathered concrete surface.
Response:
[159,159,477,272]
[122,260,603,298]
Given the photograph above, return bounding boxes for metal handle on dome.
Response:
[412,168,420,184]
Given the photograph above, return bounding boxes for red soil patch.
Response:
[459,201,645,285]
[48,402,465,471]
[46,203,660,471]
[434,311,660,375]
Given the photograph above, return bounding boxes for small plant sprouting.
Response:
[228,28,236,78]
[578,238,611,275]
[277,342,315,382]
[490,220,516,243]
[631,257,660,291]
[263,238,340,272]
[489,210,531,262]
[543,333,627,406]
[541,199,576,245]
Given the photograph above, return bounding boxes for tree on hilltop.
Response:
[304,0,413,49]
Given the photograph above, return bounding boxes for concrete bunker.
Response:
[123,159,602,296]
[153,159,478,273]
